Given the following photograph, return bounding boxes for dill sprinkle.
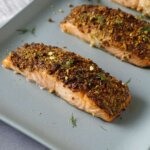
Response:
[125,78,131,85]
[70,113,77,128]
[16,28,28,34]
[100,125,107,131]
[16,27,36,35]
[31,27,36,35]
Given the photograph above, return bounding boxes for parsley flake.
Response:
[115,18,123,24]
[141,26,150,32]
[97,73,107,81]
[66,59,74,67]
[96,16,105,26]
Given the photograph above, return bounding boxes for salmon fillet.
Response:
[112,0,150,16]
[2,43,131,122]
[60,5,150,67]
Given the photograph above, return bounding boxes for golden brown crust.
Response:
[2,43,131,121]
[60,5,150,67]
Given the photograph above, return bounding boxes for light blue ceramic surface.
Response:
[0,0,150,150]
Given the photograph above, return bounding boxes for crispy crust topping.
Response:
[10,43,130,116]
[61,5,150,60]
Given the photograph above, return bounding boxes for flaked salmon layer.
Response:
[112,0,150,16]
[2,43,131,122]
[60,5,150,67]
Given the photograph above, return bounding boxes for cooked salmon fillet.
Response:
[112,0,150,16]
[2,43,131,122]
[60,5,150,67]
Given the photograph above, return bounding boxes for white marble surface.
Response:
[0,0,49,149]
[0,0,32,27]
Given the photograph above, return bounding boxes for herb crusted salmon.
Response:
[2,43,131,122]
[60,5,150,67]
[112,0,150,16]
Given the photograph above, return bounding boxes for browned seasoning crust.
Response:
[60,5,150,67]
[2,43,131,121]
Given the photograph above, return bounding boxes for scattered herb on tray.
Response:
[31,27,36,35]
[125,78,131,85]
[100,125,107,131]
[16,27,36,35]
[70,113,77,128]
[16,29,28,34]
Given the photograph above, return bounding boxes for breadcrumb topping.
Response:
[10,43,130,116]
[61,5,150,60]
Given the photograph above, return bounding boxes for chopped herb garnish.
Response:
[16,27,36,35]
[100,125,107,131]
[70,113,77,128]
[142,35,149,41]
[66,59,74,67]
[141,26,150,32]
[115,18,123,24]
[31,27,36,35]
[97,73,107,81]
[125,78,131,85]
[96,16,105,26]
[16,29,28,34]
